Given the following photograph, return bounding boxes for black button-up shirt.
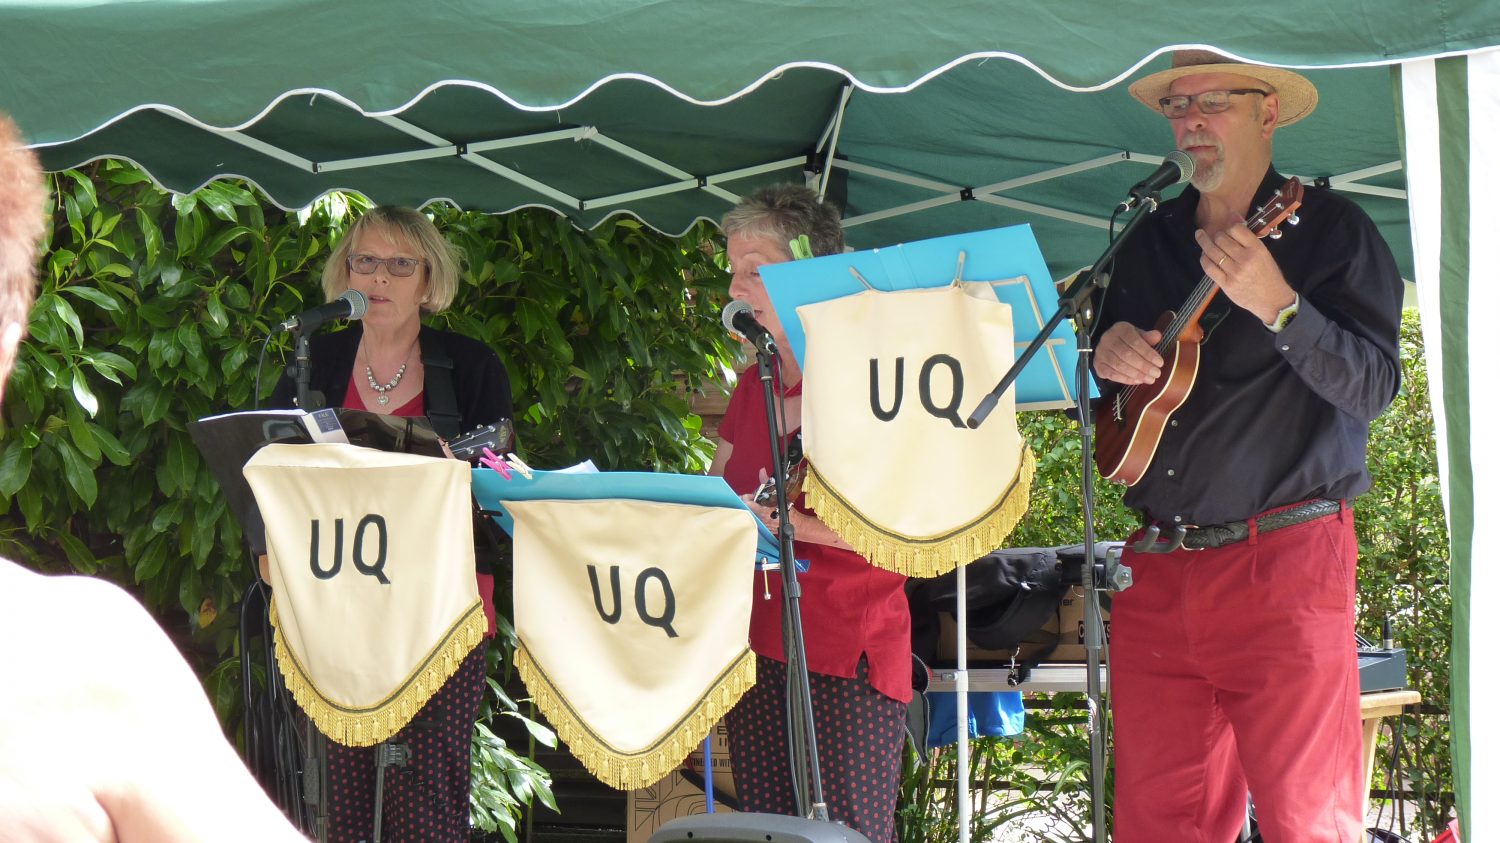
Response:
[1092,167,1404,526]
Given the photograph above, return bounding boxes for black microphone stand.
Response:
[965,195,1160,843]
[290,329,326,411]
[750,339,832,825]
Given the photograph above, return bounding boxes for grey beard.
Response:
[1181,132,1225,192]
[1191,159,1225,192]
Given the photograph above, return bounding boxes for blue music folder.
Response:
[759,224,1094,411]
[472,468,786,567]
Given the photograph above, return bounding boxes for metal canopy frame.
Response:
[164,82,1402,244]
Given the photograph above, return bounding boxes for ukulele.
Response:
[752,431,806,506]
[446,419,515,463]
[1094,178,1304,486]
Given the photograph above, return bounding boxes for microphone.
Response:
[278,289,368,333]
[721,300,777,355]
[1118,150,1195,212]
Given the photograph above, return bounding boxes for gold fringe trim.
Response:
[804,445,1036,578]
[516,643,756,791]
[269,597,487,747]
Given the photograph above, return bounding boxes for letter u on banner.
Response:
[799,282,1034,577]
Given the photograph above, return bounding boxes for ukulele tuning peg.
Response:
[1268,227,1283,240]
[1287,213,1300,225]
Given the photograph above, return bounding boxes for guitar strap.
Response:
[417,333,506,578]
[419,335,462,440]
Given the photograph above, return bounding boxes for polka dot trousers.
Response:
[322,645,486,842]
[725,654,905,843]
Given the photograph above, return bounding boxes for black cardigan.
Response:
[264,322,515,569]
[269,323,514,435]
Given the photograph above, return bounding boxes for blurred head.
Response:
[322,206,460,330]
[0,113,45,391]
[721,184,843,355]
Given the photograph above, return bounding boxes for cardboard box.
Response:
[1050,588,1112,663]
[934,587,1111,666]
[624,720,736,843]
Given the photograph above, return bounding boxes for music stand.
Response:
[474,468,785,808]
[761,224,1089,843]
[190,408,450,842]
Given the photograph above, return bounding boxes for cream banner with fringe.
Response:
[506,498,757,791]
[799,282,1033,577]
[244,443,485,747]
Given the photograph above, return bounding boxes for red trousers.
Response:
[1111,503,1364,842]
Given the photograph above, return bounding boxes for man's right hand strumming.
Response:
[1094,322,1164,385]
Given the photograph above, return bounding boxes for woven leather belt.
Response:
[1179,499,1342,550]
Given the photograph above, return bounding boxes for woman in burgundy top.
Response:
[711,185,910,843]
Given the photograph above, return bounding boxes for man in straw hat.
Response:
[1093,51,1404,840]
[0,112,306,840]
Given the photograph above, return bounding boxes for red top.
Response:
[345,375,498,637]
[718,368,911,703]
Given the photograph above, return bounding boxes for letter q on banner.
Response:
[797,279,1034,577]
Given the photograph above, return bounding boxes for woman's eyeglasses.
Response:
[348,254,427,277]
[1157,89,1269,119]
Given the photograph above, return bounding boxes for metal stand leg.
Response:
[302,728,329,842]
[371,741,410,843]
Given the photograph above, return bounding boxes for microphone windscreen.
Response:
[1165,149,1195,183]
[341,289,369,319]
[721,299,753,333]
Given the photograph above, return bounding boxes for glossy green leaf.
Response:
[55,530,99,574]
[88,423,132,465]
[44,294,86,346]
[66,402,101,458]
[54,437,98,507]
[70,374,100,418]
[133,536,169,583]
[0,440,34,496]
[64,170,99,215]
[60,284,124,312]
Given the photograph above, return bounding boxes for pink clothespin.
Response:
[480,447,512,479]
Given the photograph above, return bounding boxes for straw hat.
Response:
[1129,50,1318,126]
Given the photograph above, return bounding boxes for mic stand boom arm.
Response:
[965,195,1157,431]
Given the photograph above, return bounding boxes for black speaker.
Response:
[649,812,873,842]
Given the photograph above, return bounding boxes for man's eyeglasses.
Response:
[348,254,427,277]
[1157,89,1269,119]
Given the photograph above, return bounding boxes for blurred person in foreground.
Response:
[0,115,308,841]
[709,184,909,843]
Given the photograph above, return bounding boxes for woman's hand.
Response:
[741,493,780,533]
[741,468,855,551]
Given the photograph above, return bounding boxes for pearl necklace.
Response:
[364,342,416,406]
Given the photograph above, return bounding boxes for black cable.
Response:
[765,352,811,814]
